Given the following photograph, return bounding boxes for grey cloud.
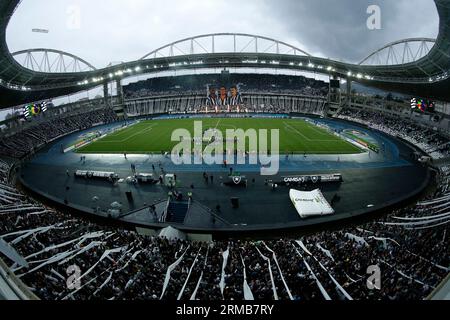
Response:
[6,0,439,66]
[261,0,439,62]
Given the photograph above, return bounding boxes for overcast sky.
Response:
[7,0,439,68]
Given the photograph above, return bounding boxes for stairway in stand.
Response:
[165,201,190,224]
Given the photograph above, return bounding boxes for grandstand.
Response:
[0,0,448,305]
[0,157,448,300]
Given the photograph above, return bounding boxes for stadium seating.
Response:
[0,158,448,300]
[0,76,448,300]
[124,74,329,99]
[337,109,450,160]
[0,108,119,159]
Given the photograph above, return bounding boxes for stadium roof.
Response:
[1,0,450,108]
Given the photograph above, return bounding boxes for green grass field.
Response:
[77,118,362,155]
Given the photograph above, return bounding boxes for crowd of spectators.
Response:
[338,109,450,160]
[190,100,326,116]
[0,89,448,301]
[0,159,448,301]
[124,74,329,99]
[0,108,119,159]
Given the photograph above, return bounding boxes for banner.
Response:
[219,87,227,105]
[23,101,49,120]
[206,85,243,106]
[206,87,218,106]
[229,86,243,106]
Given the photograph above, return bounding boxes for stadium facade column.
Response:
[116,79,124,106]
[103,82,109,107]
[346,78,352,109]
[325,75,341,117]
[114,79,127,119]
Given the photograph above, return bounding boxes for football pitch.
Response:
[77,118,362,155]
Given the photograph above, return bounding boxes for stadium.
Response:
[0,0,449,306]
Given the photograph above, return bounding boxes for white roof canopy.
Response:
[289,189,335,219]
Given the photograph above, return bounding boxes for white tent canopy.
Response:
[289,189,335,219]
[158,226,187,241]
